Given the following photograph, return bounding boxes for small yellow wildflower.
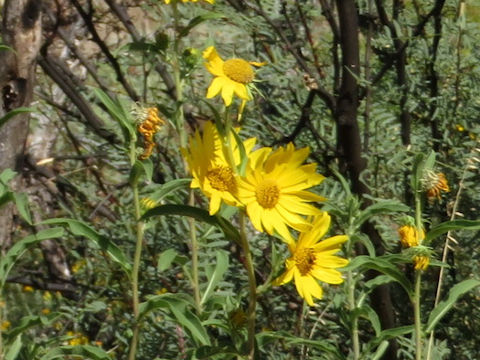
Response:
[42,308,51,315]
[237,143,325,244]
[68,331,89,346]
[422,171,450,201]
[140,197,157,210]
[413,255,430,271]
[43,291,52,301]
[455,124,465,132]
[398,225,424,248]
[182,121,256,215]
[155,288,168,295]
[1,320,11,331]
[274,212,349,306]
[203,46,266,106]
[23,285,34,292]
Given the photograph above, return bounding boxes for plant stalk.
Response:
[128,145,145,360]
[348,270,360,360]
[189,190,202,313]
[414,270,423,360]
[239,212,257,359]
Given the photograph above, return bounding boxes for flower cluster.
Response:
[398,221,430,271]
[182,121,348,305]
[135,107,164,160]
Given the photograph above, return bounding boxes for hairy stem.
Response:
[240,211,257,359]
[128,144,145,360]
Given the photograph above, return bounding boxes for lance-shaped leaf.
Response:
[426,279,480,333]
[142,204,241,244]
[425,219,480,243]
[40,218,131,274]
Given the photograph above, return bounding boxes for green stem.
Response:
[128,146,145,360]
[239,212,257,359]
[189,190,201,313]
[348,271,360,360]
[414,270,423,360]
[0,297,4,359]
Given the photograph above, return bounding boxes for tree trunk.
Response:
[335,1,397,359]
[0,0,42,251]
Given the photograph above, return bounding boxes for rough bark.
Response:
[0,0,42,250]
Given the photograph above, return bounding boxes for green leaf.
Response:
[179,12,225,38]
[5,313,62,339]
[0,228,65,289]
[195,345,238,359]
[13,192,32,225]
[5,335,22,360]
[201,250,229,305]
[0,169,17,185]
[142,205,241,244]
[139,294,210,346]
[256,331,344,359]
[344,256,413,296]
[144,178,190,202]
[351,305,381,337]
[370,340,389,360]
[93,88,134,143]
[40,218,132,274]
[0,107,35,130]
[355,200,410,228]
[157,248,178,272]
[40,345,111,360]
[426,279,480,333]
[425,219,480,242]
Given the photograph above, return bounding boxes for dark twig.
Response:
[69,0,139,101]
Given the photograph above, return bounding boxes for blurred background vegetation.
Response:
[0,0,479,359]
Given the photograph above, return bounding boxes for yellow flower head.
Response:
[165,0,214,3]
[398,224,424,248]
[237,143,325,244]
[203,46,266,106]
[182,122,256,215]
[1,320,11,331]
[422,171,449,201]
[413,255,430,271]
[274,212,349,306]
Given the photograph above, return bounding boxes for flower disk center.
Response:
[255,179,280,209]
[295,248,316,276]
[207,165,236,192]
[223,59,254,84]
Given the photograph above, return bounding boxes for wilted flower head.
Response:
[422,171,449,201]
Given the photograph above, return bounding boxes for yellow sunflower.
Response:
[203,46,266,106]
[237,143,325,244]
[274,212,349,306]
[182,122,256,215]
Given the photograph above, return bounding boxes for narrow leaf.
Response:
[40,218,131,273]
[139,294,210,346]
[40,345,111,360]
[157,248,178,272]
[0,107,35,129]
[201,250,229,305]
[142,204,241,244]
[425,220,480,242]
[426,279,480,333]
[0,228,65,288]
